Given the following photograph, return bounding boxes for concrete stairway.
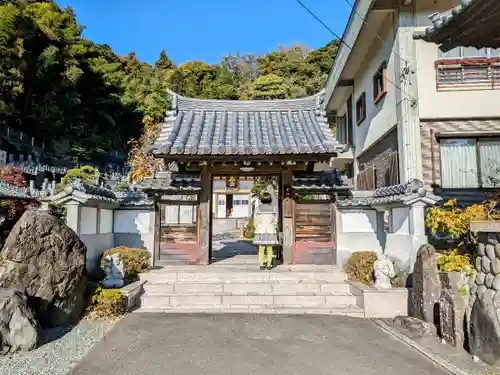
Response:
[135,256,363,316]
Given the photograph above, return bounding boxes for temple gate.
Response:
[140,89,348,266]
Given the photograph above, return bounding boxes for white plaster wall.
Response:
[114,210,151,234]
[80,233,114,277]
[414,0,500,119]
[335,209,383,266]
[99,209,113,234]
[352,13,398,154]
[415,40,500,119]
[392,207,410,235]
[341,210,378,233]
[113,209,156,266]
[80,207,97,235]
[65,204,79,233]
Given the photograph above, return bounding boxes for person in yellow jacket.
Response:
[253,191,279,270]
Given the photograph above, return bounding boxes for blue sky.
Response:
[55,0,351,65]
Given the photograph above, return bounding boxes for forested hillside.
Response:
[0,0,339,169]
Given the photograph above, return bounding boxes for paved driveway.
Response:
[70,314,449,375]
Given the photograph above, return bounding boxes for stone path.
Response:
[211,231,257,260]
[69,314,450,375]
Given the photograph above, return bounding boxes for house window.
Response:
[336,114,347,144]
[440,137,500,188]
[373,61,387,103]
[436,47,500,90]
[356,93,366,125]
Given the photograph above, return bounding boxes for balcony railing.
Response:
[435,58,500,91]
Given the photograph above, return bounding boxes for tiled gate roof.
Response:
[149,90,345,156]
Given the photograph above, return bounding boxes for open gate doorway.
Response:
[210,174,282,265]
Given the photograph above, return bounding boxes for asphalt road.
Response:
[70,314,449,375]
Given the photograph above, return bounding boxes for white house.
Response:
[325,0,500,205]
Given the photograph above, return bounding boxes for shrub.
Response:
[0,165,25,187]
[345,251,378,285]
[244,218,255,239]
[61,165,99,186]
[55,165,99,193]
[437,249,474,276]
[87,284,125,319]
[100,246,150,281]
[426,199,500,245]
[49,202,67,218]
[113,182,130,192]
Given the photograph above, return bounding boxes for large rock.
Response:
[470,293,500,366]
[0,209,87,327]
[0,288,39,354]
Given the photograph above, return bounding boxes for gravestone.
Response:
[439,289,456,346]
[411,244,441,323]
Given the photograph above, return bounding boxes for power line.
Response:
[294,0,416,102]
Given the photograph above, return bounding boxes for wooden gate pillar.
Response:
[199,165,212,265]
[281,169,294,264]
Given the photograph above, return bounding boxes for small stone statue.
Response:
[103,254,125,288]
[373,253,396,289]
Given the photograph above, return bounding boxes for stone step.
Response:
[139,293,358,307]
[141,271,346,284]
[143,282,351,294]
[149,264,345,272]
[133,305,365,318]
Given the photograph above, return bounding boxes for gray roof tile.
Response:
[291,171,351,191]
[149,90,345,156]
[336,179,442,207]
[139,173,201,193]
[413,0,500,48]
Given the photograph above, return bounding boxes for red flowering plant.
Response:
[0,165,38,247]
[0,165,25,188]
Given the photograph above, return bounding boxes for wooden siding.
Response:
[357,127,399,189]
[295,203,333,242]
[356,166,377,190]
[293,202,335,264]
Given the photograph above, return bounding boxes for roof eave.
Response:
[412,0,500,49]
[323,0,376,110]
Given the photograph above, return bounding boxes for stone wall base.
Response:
[348,280,408,318]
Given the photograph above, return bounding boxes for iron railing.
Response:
[436,58,500,90]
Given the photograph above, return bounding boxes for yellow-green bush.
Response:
[87,284,125,319]
[100,246,150,281]
[344,251,378,285]
[437,249,474,276]
[244,218,255,239]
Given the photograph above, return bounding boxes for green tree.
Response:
[154,49,174,73]
[248,74,289,100]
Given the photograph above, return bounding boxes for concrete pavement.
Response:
[70,314,450,375]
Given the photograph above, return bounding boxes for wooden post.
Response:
[199,165,212,265]
[153,200,161,267]
[281,169,294,264]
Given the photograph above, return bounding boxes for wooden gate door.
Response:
[157,200,200,264]
[293,199,336,264]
